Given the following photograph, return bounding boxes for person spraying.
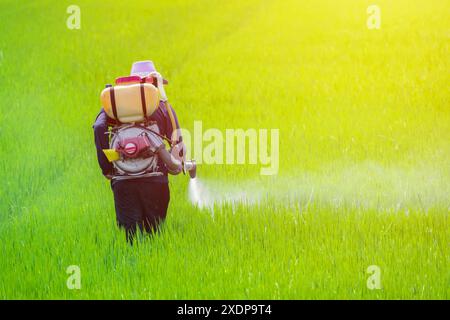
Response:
[93,60,196,243]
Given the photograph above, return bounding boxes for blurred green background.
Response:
[0,0,448,299]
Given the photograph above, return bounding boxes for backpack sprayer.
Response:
[100,61,197,179]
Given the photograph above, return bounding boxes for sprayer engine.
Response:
[110,125,161,175]
[116,135,154,159]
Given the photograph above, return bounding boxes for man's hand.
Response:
[170,141,186,163]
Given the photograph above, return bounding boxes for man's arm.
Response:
[93,109,113,177]
[160,101,187,168]
[160,101,180,142]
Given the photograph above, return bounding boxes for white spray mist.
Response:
[189,177,211,209]
[188,178,200,207]
[186,161,448,212]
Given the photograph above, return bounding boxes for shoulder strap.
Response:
[140,83,147,119]
[109,87,120,122]
[163,101,179,146]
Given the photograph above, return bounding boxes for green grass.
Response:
[0,0,448,299]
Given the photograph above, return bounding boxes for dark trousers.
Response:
[111,179,170,243]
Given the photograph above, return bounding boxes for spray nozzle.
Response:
[183,160,197,179]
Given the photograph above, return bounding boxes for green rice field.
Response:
[0,0,448,299]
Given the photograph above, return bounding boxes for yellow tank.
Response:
[100,83,159,123]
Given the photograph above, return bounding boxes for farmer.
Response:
[93,61,184,243]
